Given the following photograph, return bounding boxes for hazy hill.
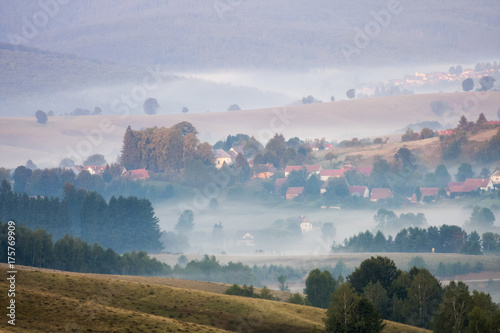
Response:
[0,42,144,98]
[1,91,499,168]
[0,0,499,69]
[0,264,431,332]
[0,42,292,117]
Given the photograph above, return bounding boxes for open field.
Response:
[0,264,430,333]
[1,91,500,168]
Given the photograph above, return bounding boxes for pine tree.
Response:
[476,113,488,129]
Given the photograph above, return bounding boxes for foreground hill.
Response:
[0,264,430,332]
[1,91,500,168]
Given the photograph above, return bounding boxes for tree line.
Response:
[8,164,173,202]
[304,256,500,332]
[333,224,499,255]
[0,181,162,253]
[0,222,169,276]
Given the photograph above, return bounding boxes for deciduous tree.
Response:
[304,268,337,308]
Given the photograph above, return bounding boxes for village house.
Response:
[286,187,304,200]
[296,215,313,233]
[284,165,322,177]
[411,187,439,203]
[464,178,494,191]
[349,186,369,198]
[235,230,257,246]
[319,169,346,181]
[447,182,476,196]
[370,188,393,202]
[491,170,500,185]
[214,149,232,168]
[320,182,328,194]
[227,146,244,160]
[77,165,106,175]
[251,163,275,179]
[123,168,150,180]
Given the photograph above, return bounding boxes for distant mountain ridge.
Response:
[0,0,499,69]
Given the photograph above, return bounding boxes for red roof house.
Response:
[349,186,369,198]
[354,166,373,176]
[464,178,494,191]
[411,187,439,203]
[284,165,322,177]
[370,188,393,202]
[286,187,304,200]
[319,169,346,181]
[124,168,150,180]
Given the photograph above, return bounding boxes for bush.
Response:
[288,293,308,305]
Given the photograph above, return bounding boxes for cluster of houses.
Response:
[392,68,499,89]
[74,165,150,180]
[270,163,499,204]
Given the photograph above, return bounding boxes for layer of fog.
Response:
[0,76,293,117]
[153,197,480,256]
[0,62,478,118]
[175,62,478,103]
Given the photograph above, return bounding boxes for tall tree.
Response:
[468,206,495,227]
[175,210,194,233]
[479,76,496,91]
[35,110,48,124]
[326,282,384,333]
[13,166,32,193]
[304,268,337,308]
[363,281,389,317]
[264,134,286,168]
[476,113,488,129]
[346,89,355,99]
[370,159,391,187]
[348,256,400,297]
[197,142,215,165]
[83,154,106,166]
[455,163,474,181]
[403,269,442,328]
[120,126,140,170]
[433,281,472,333]
[182,132,200,162]
[434,164,451,188]
[462,78,474,92]
[143,98,160,115]
[172,121,198,136]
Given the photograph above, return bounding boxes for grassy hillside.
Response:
[1,91,499,168]
[1,1,498,69]
[0,264,430,332]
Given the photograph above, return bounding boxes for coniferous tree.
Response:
[120,126,140,170]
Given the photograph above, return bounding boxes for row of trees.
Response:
[304,256,500,332]
[0,222,169,275]
[0,182,162,253]
[7,163,175,202]
[334,224,498,255]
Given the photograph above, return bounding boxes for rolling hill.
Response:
[0,42,291,117]
[0,264,431,332]
[1,91,500,168]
